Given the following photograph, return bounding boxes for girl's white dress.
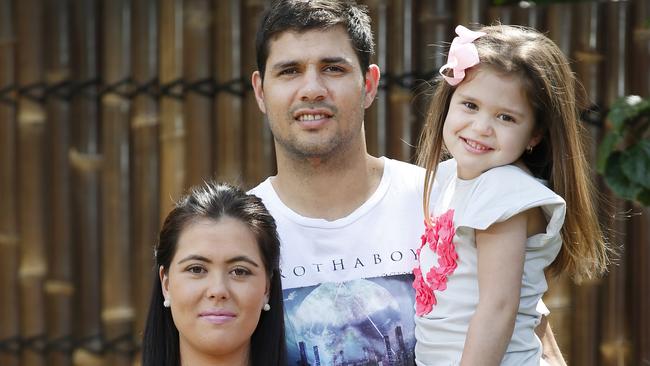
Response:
[414,159,565,366]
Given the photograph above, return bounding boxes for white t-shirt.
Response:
[414,159,565,366]
[250,157,428,366]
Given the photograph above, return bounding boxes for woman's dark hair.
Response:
[141,181,286,366]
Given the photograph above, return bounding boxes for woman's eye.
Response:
[187,266,206,275]
[230,267,251,277]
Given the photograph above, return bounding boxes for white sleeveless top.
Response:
[414,159,565,366]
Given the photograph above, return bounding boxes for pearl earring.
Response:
[163,298,171,308]
[263,303,271,311]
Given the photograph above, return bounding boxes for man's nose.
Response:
[299,68,327,102]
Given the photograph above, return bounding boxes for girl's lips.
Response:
[461,137,492,153]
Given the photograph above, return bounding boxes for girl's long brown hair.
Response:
[417,24,611,282]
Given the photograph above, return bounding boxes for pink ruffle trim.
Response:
[412,209,458,316]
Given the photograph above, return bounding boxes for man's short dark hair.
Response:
[255,0,375,79]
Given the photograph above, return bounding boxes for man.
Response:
[249,1,565,365]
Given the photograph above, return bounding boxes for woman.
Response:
[142,181,286,366]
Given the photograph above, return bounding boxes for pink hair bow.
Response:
[439,25,486,86]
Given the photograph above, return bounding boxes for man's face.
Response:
[252,26,379,161]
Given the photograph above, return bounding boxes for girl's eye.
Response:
[498,114,516,123]
[462,101,477,110]
[230,267,252,277]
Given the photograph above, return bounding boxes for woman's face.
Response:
[160,216,269,363]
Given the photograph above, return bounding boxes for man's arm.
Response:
[536,315,567,366]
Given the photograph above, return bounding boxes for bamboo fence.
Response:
[0,1,648,365]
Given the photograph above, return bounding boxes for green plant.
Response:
[597,95,650,206]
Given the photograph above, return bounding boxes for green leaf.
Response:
[596,132,621,174]
[636,189,650,206]
[621,140,650,189]
[606,95,648,134]
[604,152,643,201]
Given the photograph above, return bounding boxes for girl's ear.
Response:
[528,132,543,149]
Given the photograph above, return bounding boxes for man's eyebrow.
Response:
[321,56,352,65]
[270,60,299,72]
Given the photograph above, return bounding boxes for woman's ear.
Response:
[159,265,170,300]
[528,132,543,149]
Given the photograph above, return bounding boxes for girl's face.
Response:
[160,216,269,364]
[442,67,541,180]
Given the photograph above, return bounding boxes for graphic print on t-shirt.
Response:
[283,274,415,366]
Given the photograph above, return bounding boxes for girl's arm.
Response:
[537,316,568,366]
[460,211,528,366]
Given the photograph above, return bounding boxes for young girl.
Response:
[413,24,610,365]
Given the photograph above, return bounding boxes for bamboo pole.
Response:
[15,0,48,364]
[159,0,186,219]
[413,0,453,158]
[0,1,19,365]
[386,0,415,161]
[455,0,489,26]
[363,0,387,158]
[184,0,213,186]
[44,0,73,365]
[600,2,632,365]
[631,3,650,365]
[214,0,244,182]
[70,0,103,364]
[101,1,133,365]
[131,0,159,359]
[541,3,577,361]
[513,2,545,29]
[243,0,274,186]
[571,2,605,364]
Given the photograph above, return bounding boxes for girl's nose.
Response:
[206,274,230,301]
[471,114,493,135]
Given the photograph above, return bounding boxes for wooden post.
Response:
[101,0,133,365]
[242,0,273,187]
[386,0,415,161]
[0,1,19,365]
[70,0,103,364]
[571,2,606,365]
[184,0,213,186]
[159,0,186,219]
[15,0,47,364]
[600,1,633,365]
[131,0,159,358]
[44,0,73,365]
[214,0,244,182]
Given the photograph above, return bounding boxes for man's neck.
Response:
[272,149,384,221]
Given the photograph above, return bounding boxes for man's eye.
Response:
[324,65,344,73]
[278,68,298,76]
